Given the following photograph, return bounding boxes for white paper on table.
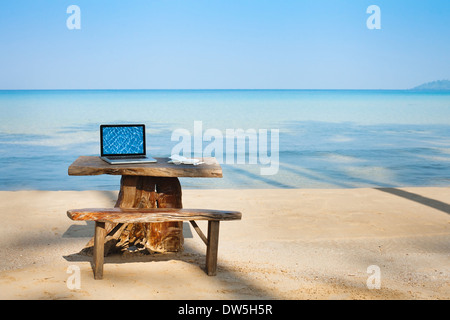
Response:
[168,155,204,165]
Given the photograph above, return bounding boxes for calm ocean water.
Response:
[1,89,450,190]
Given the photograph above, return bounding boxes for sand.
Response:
[0,187,449,300]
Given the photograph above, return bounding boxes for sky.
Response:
[0,0,449,90]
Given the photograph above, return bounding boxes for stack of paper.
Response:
[168,155,204,166]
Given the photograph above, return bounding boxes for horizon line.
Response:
[0,88,424,91]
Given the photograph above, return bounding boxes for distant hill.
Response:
[411,80,450,91]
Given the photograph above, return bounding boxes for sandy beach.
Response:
[0,187,449,300]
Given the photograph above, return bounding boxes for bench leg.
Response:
[205,221,220,276]
[93,221,106,280]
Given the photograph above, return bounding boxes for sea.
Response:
[1,89,450,191]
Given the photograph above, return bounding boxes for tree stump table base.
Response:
[80,175,184,256]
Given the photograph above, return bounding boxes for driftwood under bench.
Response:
[67,207,242,279]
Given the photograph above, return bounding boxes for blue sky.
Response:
[0,0,449,89]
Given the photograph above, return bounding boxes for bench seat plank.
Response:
[67,208,242,223]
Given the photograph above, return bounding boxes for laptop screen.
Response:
[100,124,146,156]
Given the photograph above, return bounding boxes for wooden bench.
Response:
[67,208,242,279]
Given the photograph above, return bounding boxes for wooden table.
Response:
[68,156,222,255]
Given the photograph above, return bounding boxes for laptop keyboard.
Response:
[106,155,147,160]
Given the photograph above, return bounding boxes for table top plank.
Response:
[68,156,222,178]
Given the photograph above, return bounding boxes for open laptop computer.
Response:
[100,124,157,164]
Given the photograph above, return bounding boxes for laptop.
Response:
[100,124,157,164]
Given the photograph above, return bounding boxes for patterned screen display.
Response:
[101,125,144,155]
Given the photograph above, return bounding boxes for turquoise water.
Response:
[1,89,449,190]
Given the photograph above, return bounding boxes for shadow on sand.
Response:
[376,187,450,215]
[62,221,277,299]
